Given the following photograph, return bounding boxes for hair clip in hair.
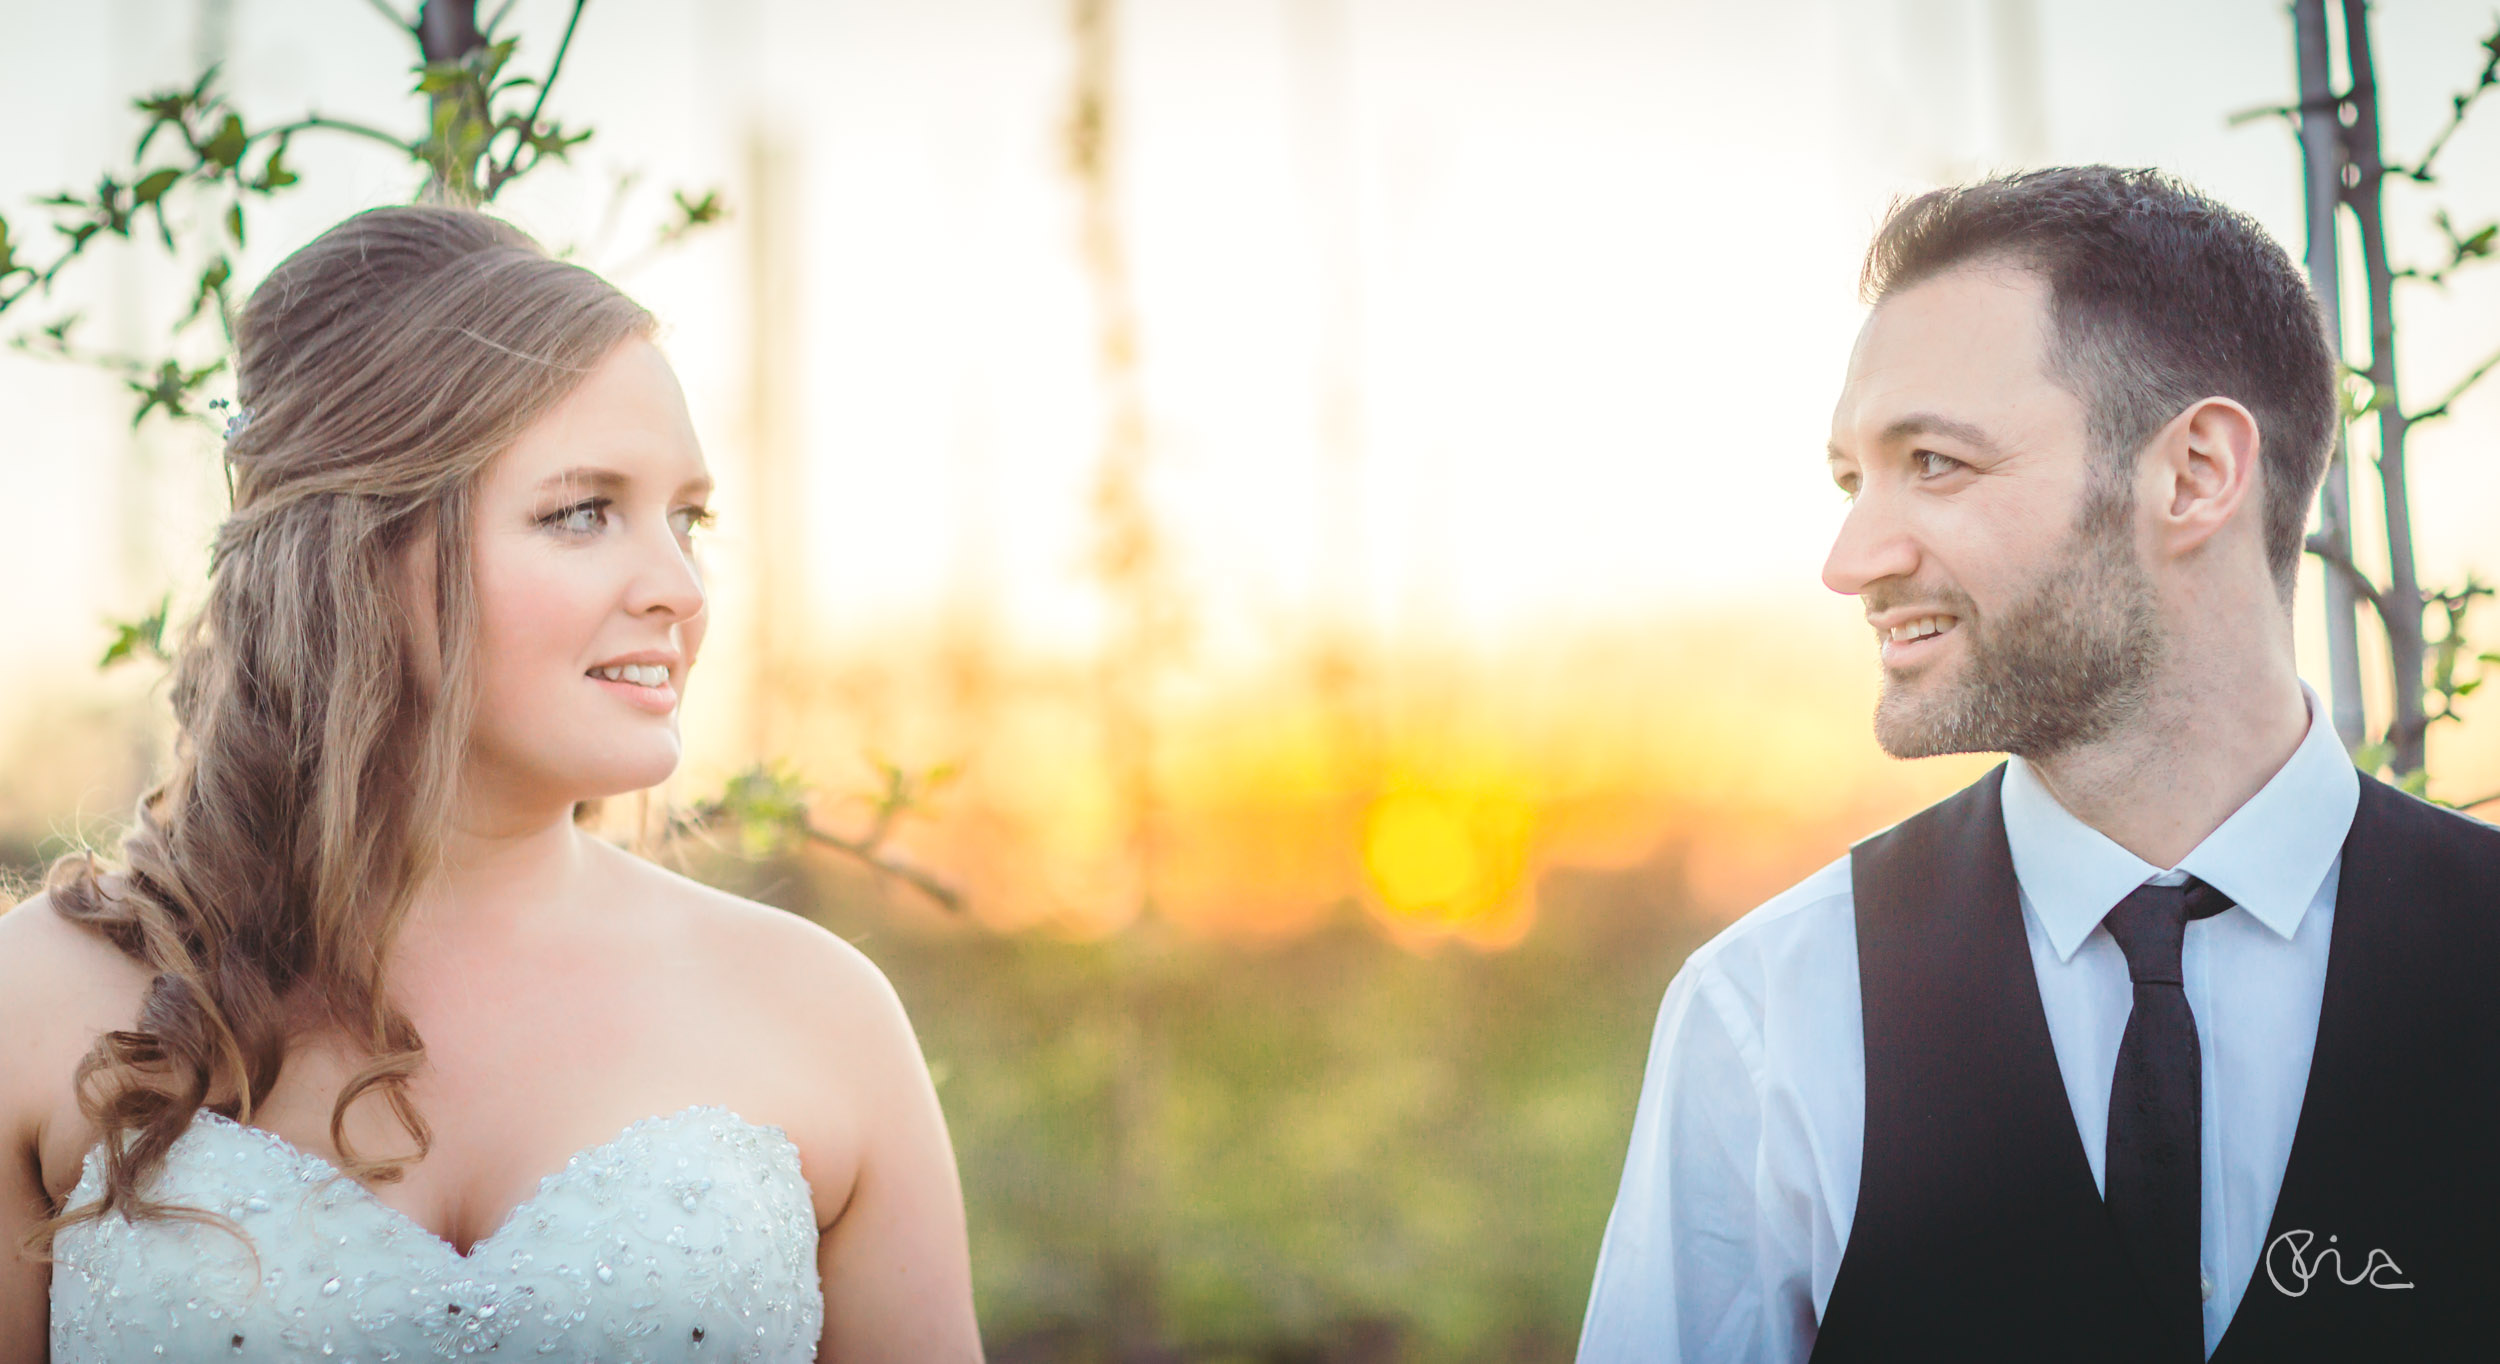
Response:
[209,398,255,442]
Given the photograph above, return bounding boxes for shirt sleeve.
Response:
[1577,953,1816,1364]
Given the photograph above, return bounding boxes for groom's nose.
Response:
[1822,486,1922,599]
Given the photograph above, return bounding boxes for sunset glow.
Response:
[3,0,2495,946]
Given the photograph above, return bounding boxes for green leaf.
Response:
[224,201,246,246]
[481,37,519,81]
[200,112,247,171]
[2398,768,2432,798]
[671,188,725,230]
[254,139,299,192]
[179,256,231,328]
[71,175,136,238]
[131,167,182,206]
[2354,740,2394,776]
[132,89,193,129]
[2339,370,2379,421]
[124,356,226,428]
[2457,679,2484,697]
[99,595,171,670]
[701,762,816,859]
[514,121,592,168]
[415,63,469,95]
[131,75,207,160]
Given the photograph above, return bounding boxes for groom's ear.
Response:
[2139,396,2263,566]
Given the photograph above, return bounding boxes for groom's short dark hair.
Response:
[1861,166,2338,595]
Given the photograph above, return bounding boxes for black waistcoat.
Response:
[1809,766,2500,1363]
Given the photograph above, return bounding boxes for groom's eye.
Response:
[1914,449,1964,478]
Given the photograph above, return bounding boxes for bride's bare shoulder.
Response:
[593,842,912,1033]
[0,889,154,1052]
[0,890,154,1168]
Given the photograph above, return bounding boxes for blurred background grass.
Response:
[689,841,1716,1363]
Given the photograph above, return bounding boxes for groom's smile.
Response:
[1868,609,1962,670]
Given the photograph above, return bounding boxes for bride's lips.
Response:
[586,650,683,715]
[589,673,679,714]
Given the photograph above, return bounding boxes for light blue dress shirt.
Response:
[1577,688,2360,1363]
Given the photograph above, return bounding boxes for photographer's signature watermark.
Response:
[2264,1230,2413,1296]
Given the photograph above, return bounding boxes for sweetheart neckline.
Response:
[79,1103,804,1262]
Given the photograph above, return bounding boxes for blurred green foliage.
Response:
[689,844,1708,1364]
[0,0,720,436]
[672,760,965,911]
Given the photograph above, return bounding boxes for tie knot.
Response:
[2101,876,2233,986]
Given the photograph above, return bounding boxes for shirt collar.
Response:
[2002,683,2360,961]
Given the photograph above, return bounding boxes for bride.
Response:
[0,206,983,1361]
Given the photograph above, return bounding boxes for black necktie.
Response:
[2102,875,2233,1361]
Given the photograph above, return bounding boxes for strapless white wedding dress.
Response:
[48,1105,824,1361]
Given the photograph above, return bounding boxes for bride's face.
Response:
[463,337,713,816]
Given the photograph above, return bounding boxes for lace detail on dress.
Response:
[48,1106,824,1361]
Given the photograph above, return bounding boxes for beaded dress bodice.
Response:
[48,1106,824,1362]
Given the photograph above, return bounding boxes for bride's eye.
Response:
[539,498,610,536]
[670,505,716,540]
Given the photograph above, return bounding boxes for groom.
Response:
[1577,166,2500,1363]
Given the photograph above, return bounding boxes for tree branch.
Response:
[802,826,964,914]
[2407,341,2500,425]
[664,761,965,914]
[261,114,413,155]
[2306,532,2391,619]
[1,228,122,317]
[357,0,418,33]
[2226,92,2344,128]
[8,328,152,376]
[2391,210,2498,290]
[2399,20,2500,183]
[0,257,71,317]
[2461,790,2500,814]
[488,0,587,194]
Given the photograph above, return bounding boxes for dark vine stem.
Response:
[356,0,416,34]
[2399,20,2500,184]
[486,0,588,198]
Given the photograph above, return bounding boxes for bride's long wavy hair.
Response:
[31,205,652,1250]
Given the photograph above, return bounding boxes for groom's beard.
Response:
[1871,479,2162,762]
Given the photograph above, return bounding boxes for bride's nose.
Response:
[624,522,705,622]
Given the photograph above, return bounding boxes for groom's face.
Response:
[1822,262,2160,760]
